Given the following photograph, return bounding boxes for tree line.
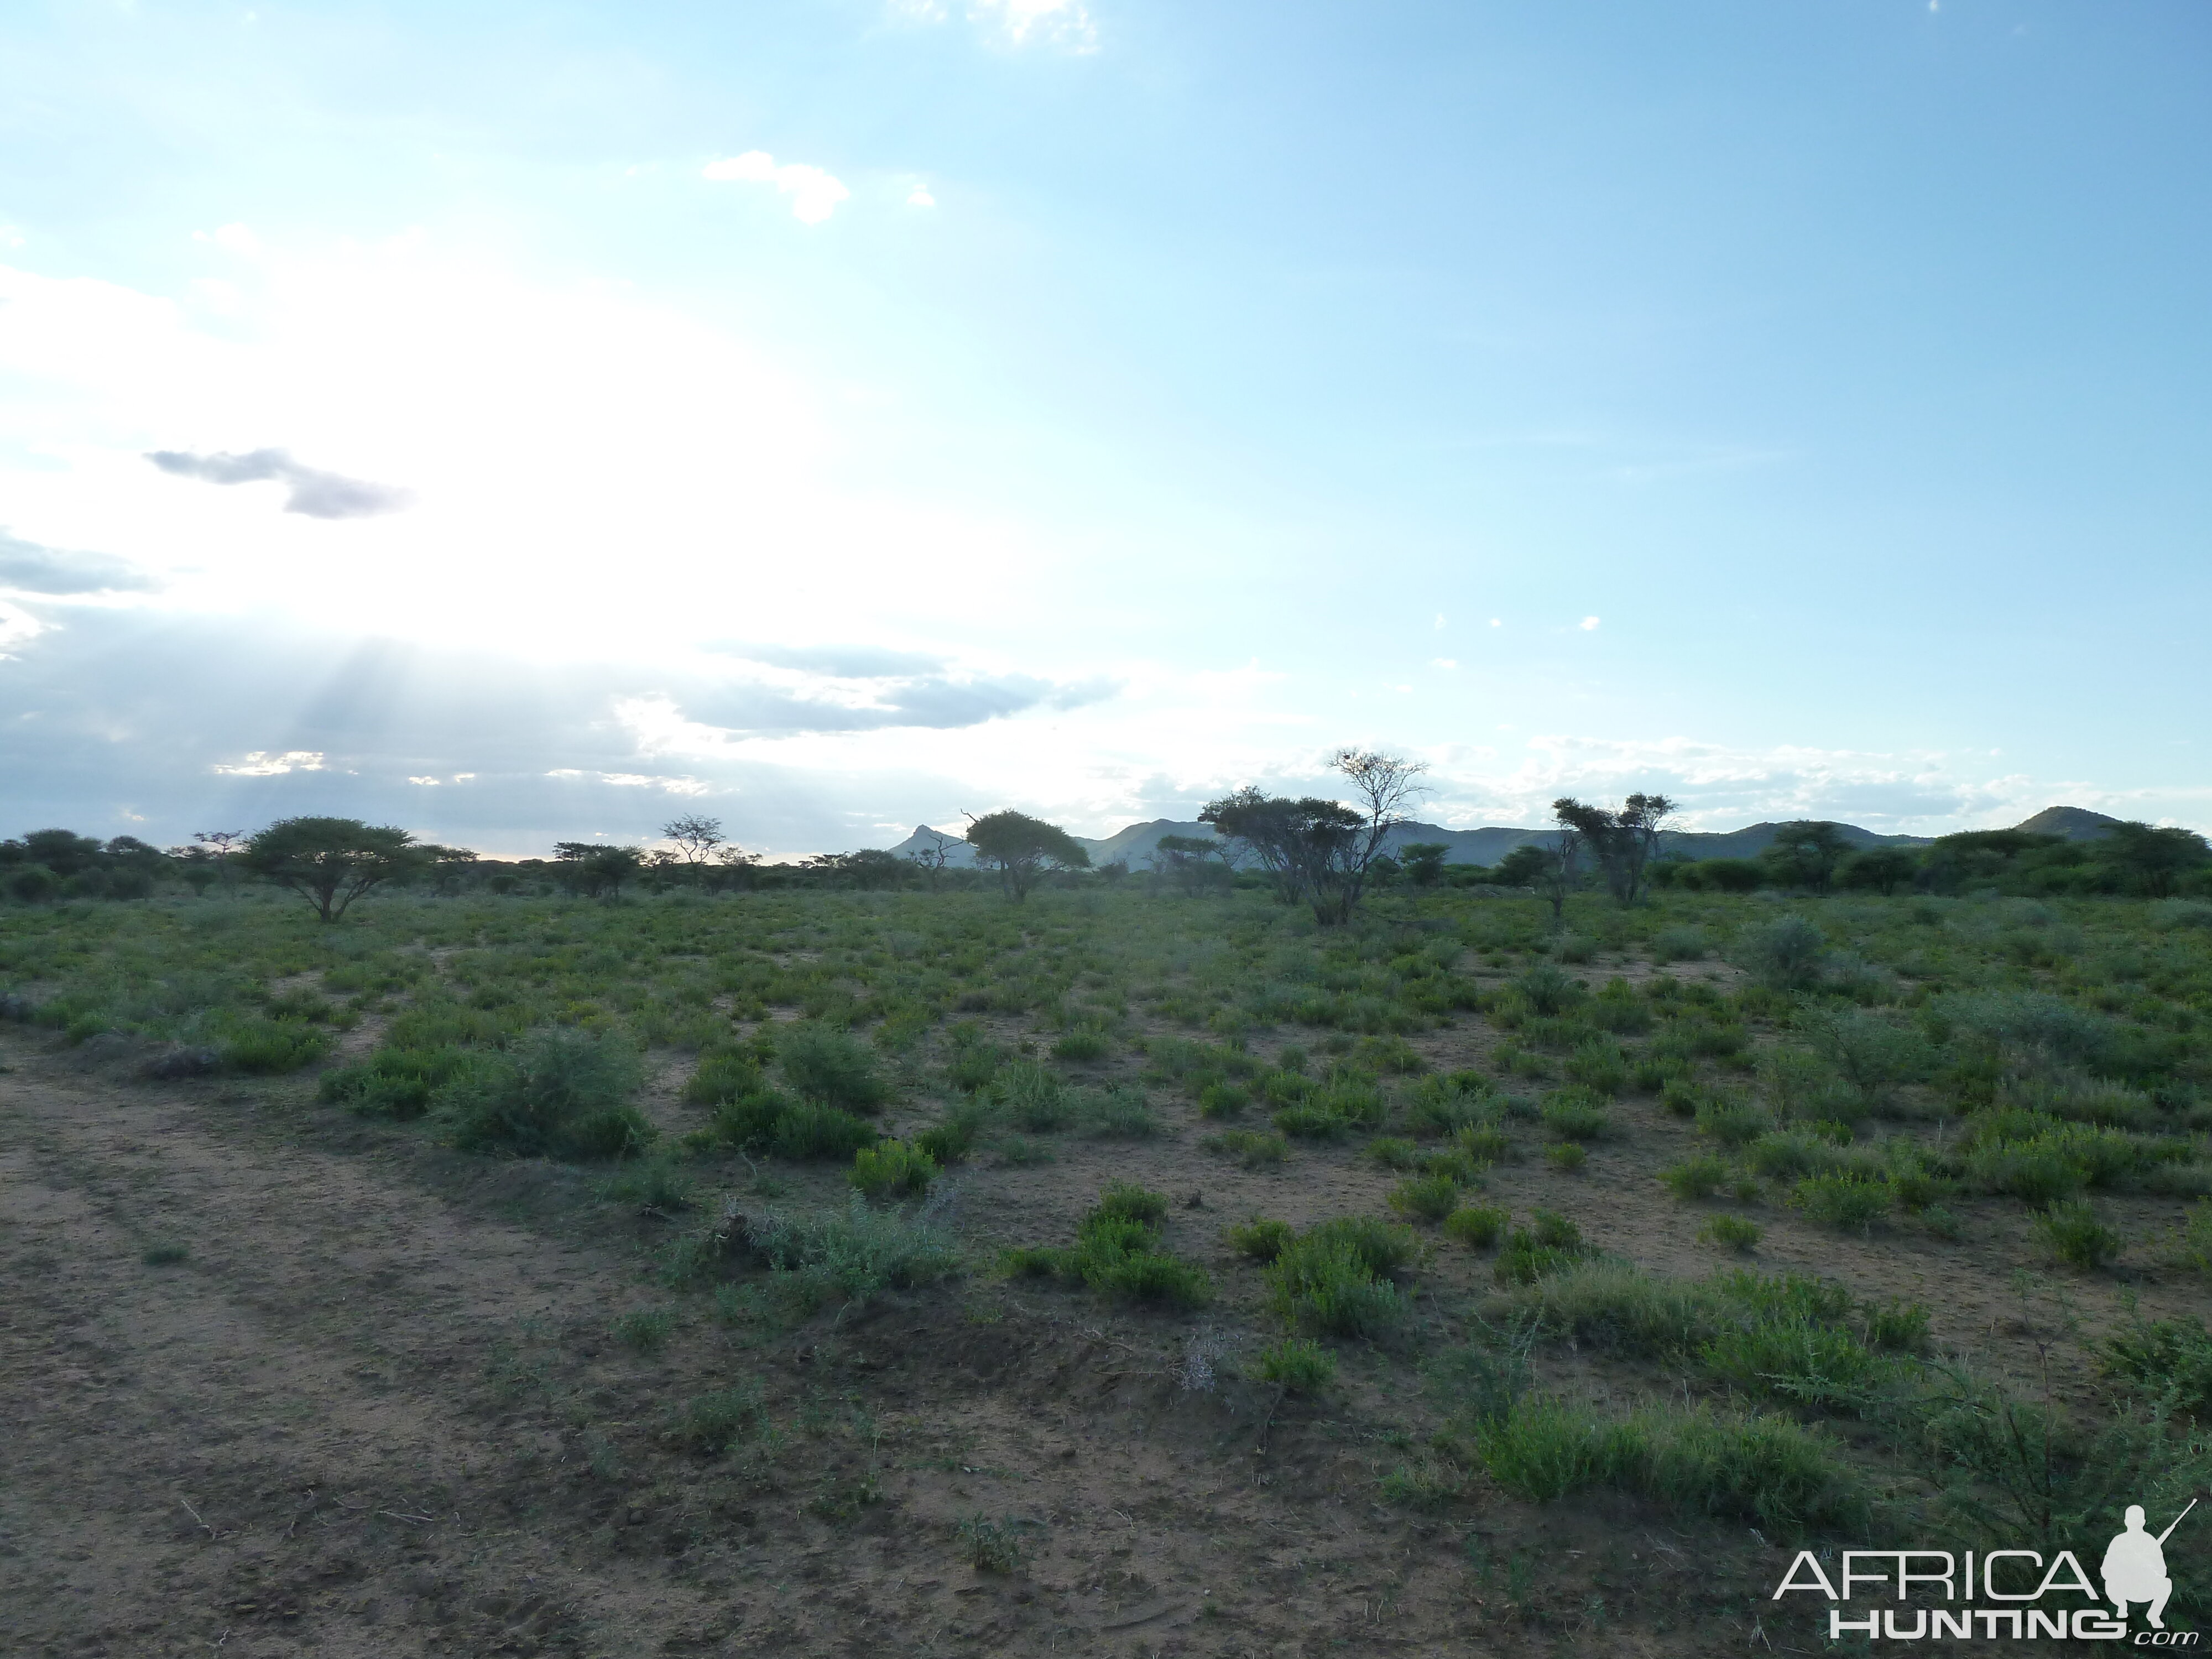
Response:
[4,766,2205,921]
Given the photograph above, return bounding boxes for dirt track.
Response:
[4,1038,1641,1659]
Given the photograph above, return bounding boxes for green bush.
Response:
[1789,1173,1891,1232]
[1695,1095,1771,1146]
[1545,1141,1587,1172]
[1273,1103,1353,1140]
[1201,1128,1288,1167]
[1564,1037,1629,1097]
[1255,1337,1336,1391]
[2033,1199,2120,1269]
[1469,1397,1866,1540]
[850,1139,939,1200]
[681,1047,760,1106]
[1263,1217,1417,1338]
[1515,964,1586,1016]
[1738,916,1827,989]
[771,1102,881,1161]
[1443,1204,1509,1248]
[319,1044,479,1119]
[1700,1214,1761,1253]
[1495,1211,1592,1284]
[441,1027,655,1161]
[1051,1030,1110,1063]
[667,1383,769,1454]
[1197,1080,1251,1119]
[1538,1087,1611,1142]
[778,1022,890,1113]
[1227,1217,1293,1262]
[217,1015,332,1074]
[2103,1316,2212,1417]
[1388,1173,1460,1223]
[1660,1155,1734,1201]
[1363,1136,1423,1171]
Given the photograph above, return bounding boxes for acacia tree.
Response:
[1149,833,1234,896]
[242,817,435,922]
[964,810,1090,900]
[1397,842,1451,887]
[1759,821,1853,891]
[904,829,963,893]
[661,814,726,871]
[552,841,644,899]
[2098,821,2211,898]
[1551,792,1678,906]
[1200,749,1428,926]
[194,830,246,895]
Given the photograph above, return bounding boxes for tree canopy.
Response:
[241,817,436,922]
[964,810,1089,900]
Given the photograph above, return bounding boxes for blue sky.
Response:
[3,0,2207,857]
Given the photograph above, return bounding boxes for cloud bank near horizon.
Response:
[145,449,414,519]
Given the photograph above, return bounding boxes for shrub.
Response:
[1389,1173,1460,1223]
[956,1515,1031,1574]
[850,1139,939,1200]
[1363,1136,1424,1171]
[1077,1086,1159,1139]
[217,1016,332,1074]
[1747,1129,1850,1181]
[1538,1087,1611,1142]
[744,1191,961,1307]
[1564,1038,1629,1097]
[1227,1217,1293,1263]
[1515,964,1586,1016]
[1197,1081,1250,1119]
[319,1044,479,1119]
[1097,1182,1168,1225]
[1695,1095,1771,1147]
[1661,1155,1734,1202]
[1495,1211,1592,1284]
[1738,916,1827,989]
[1402,1076,1495,1138]
[1789,1174,1890,1232]
[1652,925,1709,963]
[1273,1103,1353,1140]
[1443,1204,1509,1248]
[1201,1129,1288,1167]
[142,1243,188,1266]
[1051,1030,1110,1063]
[1697,1318,1895,1411]
[1700,1214,1761,1253]
[1453,1123,1513,1165]
[2103,1317,2212,1417]
[668,1383,769,1454]
[1267,1239,1407,1338]
[684,1048,764,1106]
[612,1307,676,1352]
[1863,1298,1931,1353]
[441,1027,655,1161]
[778,1022,890,1113]
[2033,1199,2119,1269]
[1661,1078,1703,1118]
[1545,1142,1587,1172]
[771,1103,880,1161]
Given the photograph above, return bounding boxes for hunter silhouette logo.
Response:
[2107,1501,2194,1630]
[1772,1499,2201,1644]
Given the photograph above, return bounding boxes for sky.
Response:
[3,0,2208,858]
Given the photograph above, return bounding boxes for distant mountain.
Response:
[2011,806,2123,842]
[875,808,2115,868]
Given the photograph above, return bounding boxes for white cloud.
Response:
[702,152,851,223]
[407,775,440,785]
[971,0,1098,49]
[213,750,325,776]
[1431,658,1456,670]
[907,187,938,208]
[1579,615,1600,630]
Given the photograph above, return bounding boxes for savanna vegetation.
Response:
[6,785,2212,1651]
